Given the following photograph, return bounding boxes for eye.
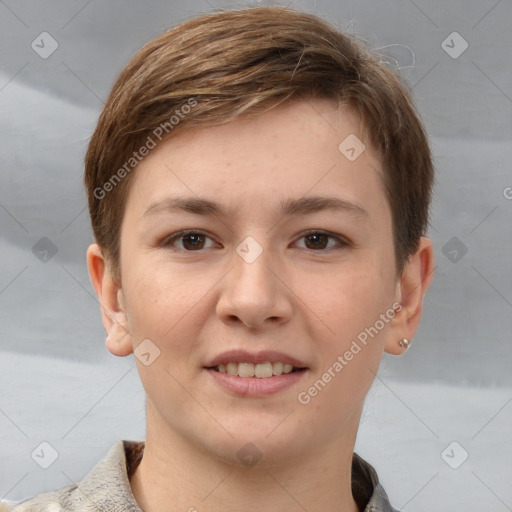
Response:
[162,230,218,251]
[294,230,349,251]
[161,229,350,252]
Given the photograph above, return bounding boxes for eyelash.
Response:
[161,229,350,252]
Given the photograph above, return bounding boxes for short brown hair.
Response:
[84,6,433,278]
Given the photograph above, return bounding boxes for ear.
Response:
[384,236,435,355]
[86,243,133,357]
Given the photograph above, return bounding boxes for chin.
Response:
[198,421,309,468]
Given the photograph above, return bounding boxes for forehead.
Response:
[123,98,387,224]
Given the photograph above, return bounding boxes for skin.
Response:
[87,98,434,512]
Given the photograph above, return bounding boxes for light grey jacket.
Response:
[2,441,400,511]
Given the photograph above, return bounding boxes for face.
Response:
[108,98,404,466]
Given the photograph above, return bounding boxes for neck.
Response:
[130,405,361,512]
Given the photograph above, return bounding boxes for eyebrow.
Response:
[143,195,369,220]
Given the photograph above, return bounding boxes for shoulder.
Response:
[1,440,144,512]
[2,486,74,512]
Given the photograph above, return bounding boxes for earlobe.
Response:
[86,243,134,357]
[384,237,435,355]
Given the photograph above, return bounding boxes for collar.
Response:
[11,440,399,511]
[115,441,398,512]
[351,452,400,511]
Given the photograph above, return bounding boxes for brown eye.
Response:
[163,231,217,251]
[295,231,349,251]
[304,233,330,250]
[181,233,206,250]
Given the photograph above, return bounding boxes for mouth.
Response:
[203,350,309,395]
[207,361,306,379]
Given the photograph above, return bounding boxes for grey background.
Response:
[1,0,511,510]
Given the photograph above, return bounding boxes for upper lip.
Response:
[205,350,308,369]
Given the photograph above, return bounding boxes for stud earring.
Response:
[398,338,410,349]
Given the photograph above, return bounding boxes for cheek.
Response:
[295,269,389,433]
[293,259,394,406]
[122,261,223,359]
[304,259,394,340]
[122,265,210,405]
[122,262,184,341]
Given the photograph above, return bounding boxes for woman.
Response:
[5,6,434,511]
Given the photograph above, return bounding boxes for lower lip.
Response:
[204,368,307,397]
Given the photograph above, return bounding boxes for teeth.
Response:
[255,362,272,378]
[272,362,283,375]
[238,362,255,378]
[215,362,298,378]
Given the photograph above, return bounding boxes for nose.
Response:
[215,238,293,330]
